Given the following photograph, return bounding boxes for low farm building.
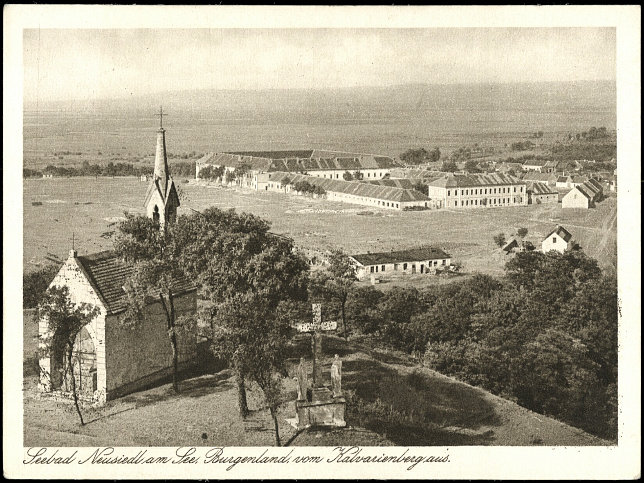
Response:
[39,250,198,404]
[526,181,558,204]
[427,173,527,209]
[350,247,452,279]
[263,172,431,210]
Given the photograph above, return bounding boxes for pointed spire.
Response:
[153,106,170,197]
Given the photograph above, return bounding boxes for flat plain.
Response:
[23,177,617,281]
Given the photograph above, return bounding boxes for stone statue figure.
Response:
[295,357,308,401]
[331,354,342,397]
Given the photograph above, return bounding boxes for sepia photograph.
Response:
[4,5,640,480]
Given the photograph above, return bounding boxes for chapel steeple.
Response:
[144,106,180,228]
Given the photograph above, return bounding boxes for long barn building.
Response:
[195,149,399,186]
[263,172,431,210]
[427,173,528,209]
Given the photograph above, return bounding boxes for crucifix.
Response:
[155,105,166,129]
[296,303,337,387]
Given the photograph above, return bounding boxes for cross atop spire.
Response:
[155,105,166,130]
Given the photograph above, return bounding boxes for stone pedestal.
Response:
[290,386,346,430]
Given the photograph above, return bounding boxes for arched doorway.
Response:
[62,327,97,398]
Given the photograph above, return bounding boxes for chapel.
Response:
[39,113,197,404]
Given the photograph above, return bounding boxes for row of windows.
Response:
[369,259,447,273]
[451,197,523,207]
[331,192,401,209]
[447,186,523,197]
[317,171,387,179]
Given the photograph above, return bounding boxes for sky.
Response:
[23,28,616,103]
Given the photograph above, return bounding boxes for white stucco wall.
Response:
[561,188,591,209]
[39,253,107,402]
[541,233,570,253]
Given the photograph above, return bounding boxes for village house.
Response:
[495,162,524,174]
[522,159,556,173]
[262,172,432,210]
[522,172,558,187]
[39,117,198,404]
[561,178,603,209]
[541,225,574,253]
[349,247,452,279]
[526,181,559,204]
[426,173,527,209]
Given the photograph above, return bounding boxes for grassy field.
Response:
[23,310,606,447]
[24,178,617,282]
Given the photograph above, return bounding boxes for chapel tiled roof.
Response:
[350,246,451,266]
[75,251,195,315]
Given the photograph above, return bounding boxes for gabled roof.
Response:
[527,181,557,195]
[269,172,429,203]
[522,159,550,167]
[543,225,573,243]
[557,176,571,183]
[197,150,400,173]
[351,246,451,266]
[502,238,521,252]
[363,178,416,189]
[75,251,195,315]
[522,172,556,182]
[427,173,524,188]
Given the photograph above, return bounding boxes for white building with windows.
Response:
[196,149,400,185]
[261,172,431,210]
[350,247,452,279]
[427,173,527,209]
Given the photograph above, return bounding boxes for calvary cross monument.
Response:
[290,303,346,429]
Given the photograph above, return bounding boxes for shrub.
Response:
[23,264,61,308]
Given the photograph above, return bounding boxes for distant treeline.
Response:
[341,250,617,440]
[24,161,196,178]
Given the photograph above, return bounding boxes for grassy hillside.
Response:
[24,307,606,447]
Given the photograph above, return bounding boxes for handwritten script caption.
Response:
[24,446,450,471]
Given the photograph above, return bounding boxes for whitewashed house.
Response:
[541,225,574,254]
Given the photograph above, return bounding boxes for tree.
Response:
[400,148,429,165]
[412,181,429,196]
[214,294,295,445]
[464,160,481,173]
[342,171,354,181]
[213,165,226,181]
[173,208,309,418]
[517,227,528,239]
[38,286,100,425]
[311,249,357,339]
[493,233,506,248]
[114,213,192,393]
[352,171,364,180]
[441,160,458,172]
[429,147,441,163]
[24,264,61,308]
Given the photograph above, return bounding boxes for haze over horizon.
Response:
[24,28,615,105]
